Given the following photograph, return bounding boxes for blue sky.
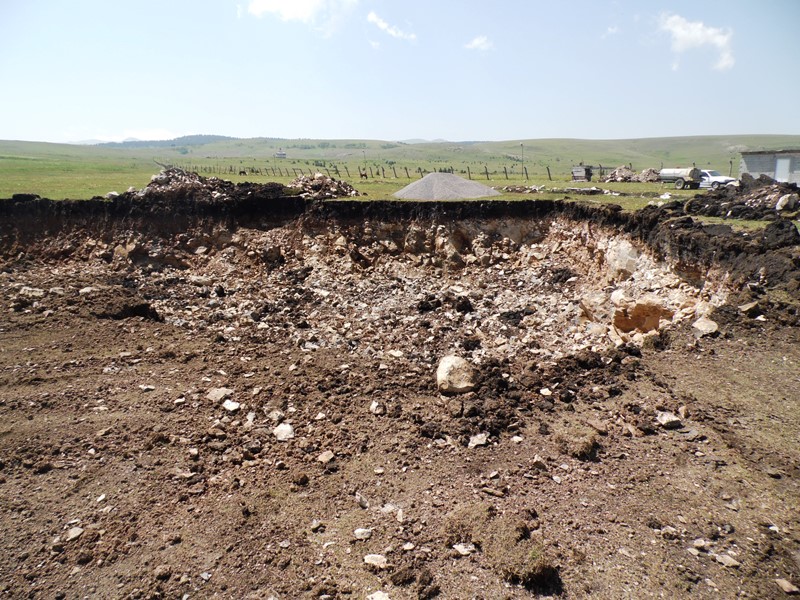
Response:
[1,0,798,143]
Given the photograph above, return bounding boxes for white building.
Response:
[740,149,800,184]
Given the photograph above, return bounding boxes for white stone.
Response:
[206,387,234,402]
[317,450,335,464]
[273,423,295,441]
[436,356,476,394]
[222,399,240,413]
[692,317,718,338]
[453,543,476,556]
[19,286,45,298]
[714,553,741,568]
[468,433,489,449]
[776,193,798,211]
[353,528,372,540]
[366,592,390,600]
[65,526,84,542]
[606,239,639,280]
[364,554,388,569]
[656,411,683,430]
[775,579,800,594]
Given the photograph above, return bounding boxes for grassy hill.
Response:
[1,135,798,199]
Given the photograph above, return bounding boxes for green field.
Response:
[1,134,798,200]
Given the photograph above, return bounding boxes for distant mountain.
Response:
[401,138,452,144]
[98,134,237,148]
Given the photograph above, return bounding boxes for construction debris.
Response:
[602,166,660,183]
[287,173,360,200]
[685,173,800,220]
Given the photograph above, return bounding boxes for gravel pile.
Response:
[394,173,501,200]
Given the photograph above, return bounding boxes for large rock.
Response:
[436,356,476,394]
[775,193,798,211]
[613,295,674,333]
[692,317,719,338]
[606,239,639,280]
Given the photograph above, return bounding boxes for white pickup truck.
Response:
[698,169,737,190]
[659,167,703,190]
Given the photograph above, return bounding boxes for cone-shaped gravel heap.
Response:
[393,172,501,200]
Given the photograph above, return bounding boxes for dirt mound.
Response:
[393,172,501,200]
[685,173,800,220]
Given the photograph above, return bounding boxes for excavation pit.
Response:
[1,173,799,599]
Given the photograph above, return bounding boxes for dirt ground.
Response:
[1,176,799,599]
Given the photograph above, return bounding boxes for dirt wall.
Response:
[1,192,798,297]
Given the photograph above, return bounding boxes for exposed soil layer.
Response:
[1,171,800,599]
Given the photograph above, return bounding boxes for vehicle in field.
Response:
[658,167,703,190]
[699,169,737,190]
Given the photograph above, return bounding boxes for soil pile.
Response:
[394,173,501,200]
[685,173,800,220]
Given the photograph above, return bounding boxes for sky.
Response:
[1,0,798,143]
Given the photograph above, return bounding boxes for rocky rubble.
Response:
[498,184,622,196]
[112,168,361,205]
[601,166,661,183]
[58,217,720,361]
[287,172,360,200]
[132,167,242,202]
[686,173,800,220]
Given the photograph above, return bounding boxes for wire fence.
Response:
[168,162,573,181]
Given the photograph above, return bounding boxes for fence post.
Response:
[381,167,385,178]
[334,165,340,176]
[524,166,529,180]
[546,166,552,181]
[484,166,489,180]
[392,166,397,178]
[344,166,350,178]
[503,167,508,180]
[369,167,373,178]
[405,167,410,178]
[467,166,471,180]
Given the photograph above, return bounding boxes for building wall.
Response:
[740,152,800,184]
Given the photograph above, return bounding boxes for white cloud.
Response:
[659,13,734,71]
[246,0,357,34]
[367,11,416,41]
[465,35,493,51]
[248,0,325,22]
[602,25,619,39]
